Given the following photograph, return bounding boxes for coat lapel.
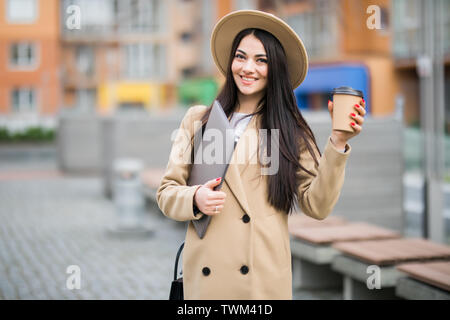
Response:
[224,115,259,215]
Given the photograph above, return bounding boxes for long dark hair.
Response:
[193,28,321,215]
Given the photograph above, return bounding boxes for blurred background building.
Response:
[1,0,447,123]
[59,0,217,114]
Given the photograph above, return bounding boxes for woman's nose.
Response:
[242,59,256,73]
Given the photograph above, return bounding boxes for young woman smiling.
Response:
[157,10,365,300]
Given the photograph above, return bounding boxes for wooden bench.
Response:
[395,261,450,300]
[289,217,400,290]
[331,238,450,299]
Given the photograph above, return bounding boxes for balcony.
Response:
[61,0,167,42]
[392,0,450,64]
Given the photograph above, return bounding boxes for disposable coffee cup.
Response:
[331,86,364,132]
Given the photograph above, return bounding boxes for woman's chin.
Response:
[238,88,261,96]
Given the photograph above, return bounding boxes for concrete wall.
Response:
[305,112,404,232]
[57,114,102,174]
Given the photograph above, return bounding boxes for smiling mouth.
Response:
[240,75,258,83]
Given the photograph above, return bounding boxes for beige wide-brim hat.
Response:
[210,10,309,89]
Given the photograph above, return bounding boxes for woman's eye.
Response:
[235,54,245,60]
[258,58,268,63]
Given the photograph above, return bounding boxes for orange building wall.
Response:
[217,0,232,19]
[0,0,61,115]
[363,56,399,116]
[341,0,392,56]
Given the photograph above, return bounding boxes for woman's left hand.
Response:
[327,98,366,149]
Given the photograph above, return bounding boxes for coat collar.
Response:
[224,114,259,215]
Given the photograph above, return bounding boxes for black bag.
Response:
[169,242,184,300]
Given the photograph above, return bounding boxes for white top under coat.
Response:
[229,112,253,142]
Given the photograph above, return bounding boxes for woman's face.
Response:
[231,34,268,100]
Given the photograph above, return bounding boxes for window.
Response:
[122,43,166,79]
[11,88,37,114]
[380,7,389,30]
[75,89,96,112]
[76,46,95,75]
[180,32,194,43]
[7,0,38,23]
[10,42,38,69]
[118,0,165,33]
[286,0,338,59]
[235,0,257,10]
[392,0,421,58]
[182,67,196,78]
[62,0,115,35]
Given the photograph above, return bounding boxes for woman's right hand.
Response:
[193,177,227,215]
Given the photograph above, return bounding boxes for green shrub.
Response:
[0,126,55,143]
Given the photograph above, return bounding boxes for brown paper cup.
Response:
[332,94,361,132]
[331,87,364,132]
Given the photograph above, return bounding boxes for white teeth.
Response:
[242,77,256,81]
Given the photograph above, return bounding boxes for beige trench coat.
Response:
[157,105,351,300]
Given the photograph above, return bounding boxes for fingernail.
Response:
[350,113,356,117]
[362,99,365,103]
[351,122,356,126]
[328,100,331,104]
[355,104,360,108]
[216,177,221,181]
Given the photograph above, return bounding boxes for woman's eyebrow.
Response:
[236,49,267,57]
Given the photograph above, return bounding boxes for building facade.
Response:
[1,0,447,125]
[60,0,219,114]
[0,0,61,126]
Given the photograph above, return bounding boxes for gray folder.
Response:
[187,100,236,239]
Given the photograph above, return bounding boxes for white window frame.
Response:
[6,0,38,24]
[11,87,38,114]
[118,0,165,33]
[75,89,96,112]
[9,42,39,70]
[122,43,166,80]
[76,46,95,75]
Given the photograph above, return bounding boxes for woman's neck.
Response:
[236,92,264,114]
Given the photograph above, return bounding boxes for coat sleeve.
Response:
[156,106,206,222]
[297,136,351,220]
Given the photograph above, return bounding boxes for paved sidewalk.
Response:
[0,174,187,300]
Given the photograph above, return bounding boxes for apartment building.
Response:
[209,0,395,116]
[60,0,218,114]
[392,0,450,130]
[0,0,61,124]
[229,0,449,125]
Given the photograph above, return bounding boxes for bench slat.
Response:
[397,261,450,292]
[333,238,450,266]
[289,222,400,244]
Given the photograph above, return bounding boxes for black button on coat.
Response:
[240,265,249,275]
[202,267,211,276]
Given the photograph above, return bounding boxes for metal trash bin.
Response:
[108,158,153,238]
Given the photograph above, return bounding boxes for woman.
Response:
[157,10,365,299]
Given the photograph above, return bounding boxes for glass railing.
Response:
[392,0,450,59]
